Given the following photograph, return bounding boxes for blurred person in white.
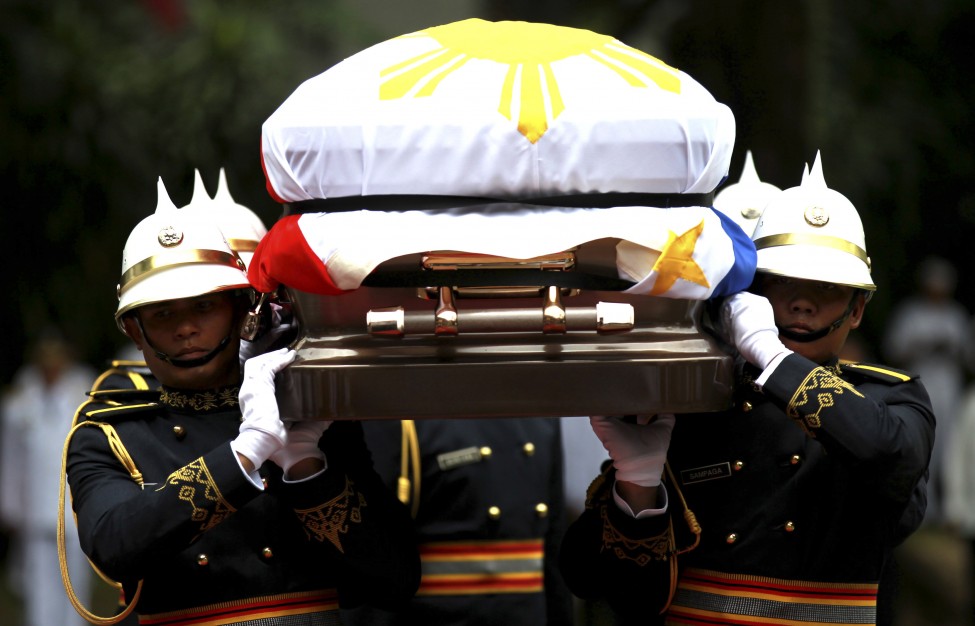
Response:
[0,329,95,626]
[884,255,971,524]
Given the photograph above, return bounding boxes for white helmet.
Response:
[751,152,875,291]
[713,150,781,236]
[183,169,267,269]
[115,177,251,329]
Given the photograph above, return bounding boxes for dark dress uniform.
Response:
[559,353,934,625]
[342,418,574,626]
[65,378,420,625]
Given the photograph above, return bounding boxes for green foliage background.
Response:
[1,0,974,385]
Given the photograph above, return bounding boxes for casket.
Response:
[255,19,753,420]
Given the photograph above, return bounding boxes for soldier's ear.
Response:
[848,292,867,330]
[121,315,145,349]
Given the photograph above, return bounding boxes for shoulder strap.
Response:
[840,361,915,383]
[59,417,144,624]
[91,360,153,392]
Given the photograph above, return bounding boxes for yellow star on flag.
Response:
[649,220,710,296]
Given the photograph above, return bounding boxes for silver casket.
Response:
[255,19,753,420]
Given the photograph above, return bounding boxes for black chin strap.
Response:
[777,294,858,344]
[135,317,233,368]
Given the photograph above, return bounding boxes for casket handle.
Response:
[366,288,633,337]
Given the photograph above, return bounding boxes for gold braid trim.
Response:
[294,477,367,553]
[159,387,239,412]
[158,457,236,536]
[599,505,671,566]
[59,418,144,625]
[397,419,421,519]
[787,366,864,436]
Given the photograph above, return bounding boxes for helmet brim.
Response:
[116,264,252,321]
[756,245,876,291]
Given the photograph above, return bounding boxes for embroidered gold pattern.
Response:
[787,366,863,435]
[160,387,240,412]
[157,457,236,534]
[294,477,367,553]
[599,505,670,566]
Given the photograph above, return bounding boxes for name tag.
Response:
[437,446,483,471]
[680,462,731,485]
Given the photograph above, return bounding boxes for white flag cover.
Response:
[253,19,755,299]
[261,18,735,200]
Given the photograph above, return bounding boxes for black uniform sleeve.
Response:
[559,471,672,625]
[762,354,936,506]
[67,425,260,582]
[273,421,421,611]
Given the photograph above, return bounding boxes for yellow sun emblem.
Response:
[379,19,681,144]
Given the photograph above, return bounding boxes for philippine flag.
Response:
[247,203,756,300]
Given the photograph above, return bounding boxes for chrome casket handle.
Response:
[367,289,634,337]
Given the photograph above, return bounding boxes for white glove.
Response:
[232,347,296,468]
[589,414,676,487]
[269,419,332,475]
[720,292,793,370]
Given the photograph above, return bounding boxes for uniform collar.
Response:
[159,385,240,414]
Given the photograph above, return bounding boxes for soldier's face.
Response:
[756,275,866,364]
[125,292,242,389]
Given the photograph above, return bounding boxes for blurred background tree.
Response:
[1,0,973,384]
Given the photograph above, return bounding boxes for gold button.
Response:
[535,503,548,518]
[197,554,208,566]
[480,447,492,459]
[733,460,745,471]
[262,547,273,559]
[523,442,536,456]
[262,477,268,489]
[172,425,185,440]
[785,521,796,533]
[725,533,738,544]
[741,401,753,412]
[790,454,801,465]
[488,506,501,520]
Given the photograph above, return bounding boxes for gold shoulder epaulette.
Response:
[81,401,159,421]
[91,361,156,393]
[840,362,915,384]
[88,388,160,403]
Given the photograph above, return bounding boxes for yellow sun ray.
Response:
[380,51,468,100]
[380,19,683,143]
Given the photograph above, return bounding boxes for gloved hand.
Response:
[590,414,676,487]
[269,419,332,475]
[232,347,296,469]
[720,291,793,370]
[239,302,295,370]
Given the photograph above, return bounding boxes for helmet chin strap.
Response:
[135,316,233,369]
[776,294,858,344]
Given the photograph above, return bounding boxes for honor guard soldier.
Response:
[60,179,419,625]
[341,418,573,626]
[559,153,935,625]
